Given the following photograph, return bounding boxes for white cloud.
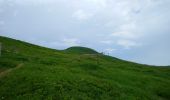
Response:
[120,22,136,31]
[86,0,107,8]
[1,0,170,65]
[100,40,113,44]
[117,39,139,49]
[111,31,136,39]
[72,9,93,20]
[13,0,58,5]
[62,38,80,47]
[104,48,116,54]
[111,22,140,39]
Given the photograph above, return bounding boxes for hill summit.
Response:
[65,46,98,54]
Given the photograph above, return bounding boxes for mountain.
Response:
[0,36,170,100]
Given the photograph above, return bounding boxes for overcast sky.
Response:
[0,0,170,66]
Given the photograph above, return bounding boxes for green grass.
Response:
[0,36,170,100]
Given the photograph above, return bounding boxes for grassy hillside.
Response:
[0,36,170,100]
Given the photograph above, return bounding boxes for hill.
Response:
[0,36,170,100]
[65,46,98,54]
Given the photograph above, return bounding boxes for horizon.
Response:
[0,0,170,66]
[0,35,169,67]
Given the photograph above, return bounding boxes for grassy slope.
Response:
[0,36,170,100]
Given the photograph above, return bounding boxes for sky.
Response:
[0,0,170,66]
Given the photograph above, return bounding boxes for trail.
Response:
[0,63,23,78]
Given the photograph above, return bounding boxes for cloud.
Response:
[104,48,116,54]
[10,0,59,5]
[100,40,113,45]
[1,0,170,65]
[62,38,80,47]
[85,0,107,8]
[72,9,93,20]
[111,31,136,39]
[117,39,139,49]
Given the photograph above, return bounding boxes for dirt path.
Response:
[0,63,23,78]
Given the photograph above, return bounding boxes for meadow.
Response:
[0,36,170,100]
